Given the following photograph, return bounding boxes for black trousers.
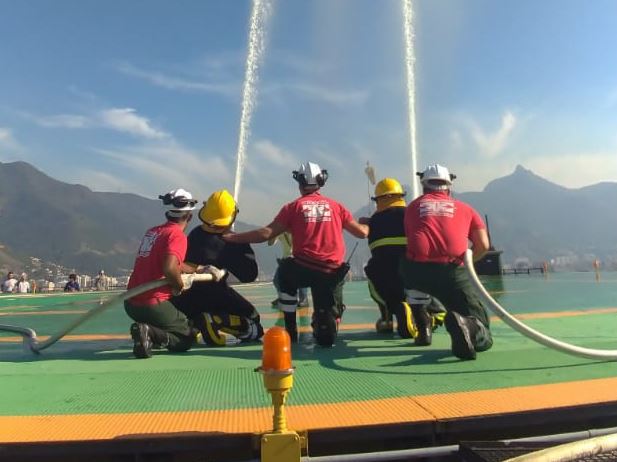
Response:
[277,258,345,318]
[273,260,309,302]
[399,261,489,324]
[171,281,260,321]
[399,260,493,351]
[365,256,405,319]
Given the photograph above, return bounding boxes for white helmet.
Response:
[292,161,328,187]
[159,188,198,216]
[417,164,456,191]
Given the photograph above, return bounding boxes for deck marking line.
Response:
[2,307,617,343]
[1,377,617,443]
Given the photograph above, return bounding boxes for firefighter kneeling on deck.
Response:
[172,190,264,345]
[360,178,445,345]
[223,162,368,346]
[400,164,493,360]
[125,188,204,359]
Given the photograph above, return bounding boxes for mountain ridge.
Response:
[0,161,280,276]
[349,165,617,272]
[1,160,615,276]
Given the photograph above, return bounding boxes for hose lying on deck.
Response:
[464,249,617,360]
[0,273,214,354]
[504,432,617,462]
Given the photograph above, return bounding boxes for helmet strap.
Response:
[201,223,228,234]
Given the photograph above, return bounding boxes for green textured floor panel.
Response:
[1,275,617,416]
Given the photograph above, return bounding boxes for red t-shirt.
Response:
[404,191,485,264]
[274,192,353,272]
[127,221,187,305]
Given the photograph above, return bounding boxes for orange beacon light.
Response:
[261,326,293,373]
[257,326,295,434]
[258,327,301,462]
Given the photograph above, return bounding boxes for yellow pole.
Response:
[259,327,301,462]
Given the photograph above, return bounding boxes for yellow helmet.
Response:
[373,178,405,199]
[198,190,238,227]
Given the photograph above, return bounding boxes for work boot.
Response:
[445,311,478,360]
[472,318,494,352]
[147,325,170,348]
[431,312,446,331]
[254,322,265,341]
[283,311,298,342]
[427,300,447,331]
[396,302,418,339]
[195,314,226,346]
[375,302,393,333]
[235,317,265,343]
[312,309,337,347]
[375,318,394,333]
[130,323,153,359]
[411,305,432,346]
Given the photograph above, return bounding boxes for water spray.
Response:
[464,250,617,360]
[402,0,420,200]
[233,0,273,204]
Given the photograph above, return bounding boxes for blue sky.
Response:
[1,0,617,223]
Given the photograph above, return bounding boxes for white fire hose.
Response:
[464,249,617,360]
[0,272,215,353]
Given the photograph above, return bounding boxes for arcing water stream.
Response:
[233,0,273,204]
[233,1,418,202]
[402,0,420,199]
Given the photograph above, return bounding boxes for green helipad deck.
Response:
[1,275,617,460]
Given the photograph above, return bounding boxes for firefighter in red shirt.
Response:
[400,164,493,360]
[224,162,368,346]
[125,189,216,359]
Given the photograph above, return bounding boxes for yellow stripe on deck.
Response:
[1,377,617,443]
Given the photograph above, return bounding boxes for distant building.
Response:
[553,254,578,268]
[116,275,130,287]
[514,257,531,270]
[78,275,91,289]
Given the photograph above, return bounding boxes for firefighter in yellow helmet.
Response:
[360,178,445,344]
[172,190,264,345]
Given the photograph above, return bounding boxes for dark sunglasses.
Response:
[159,194,198,209]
